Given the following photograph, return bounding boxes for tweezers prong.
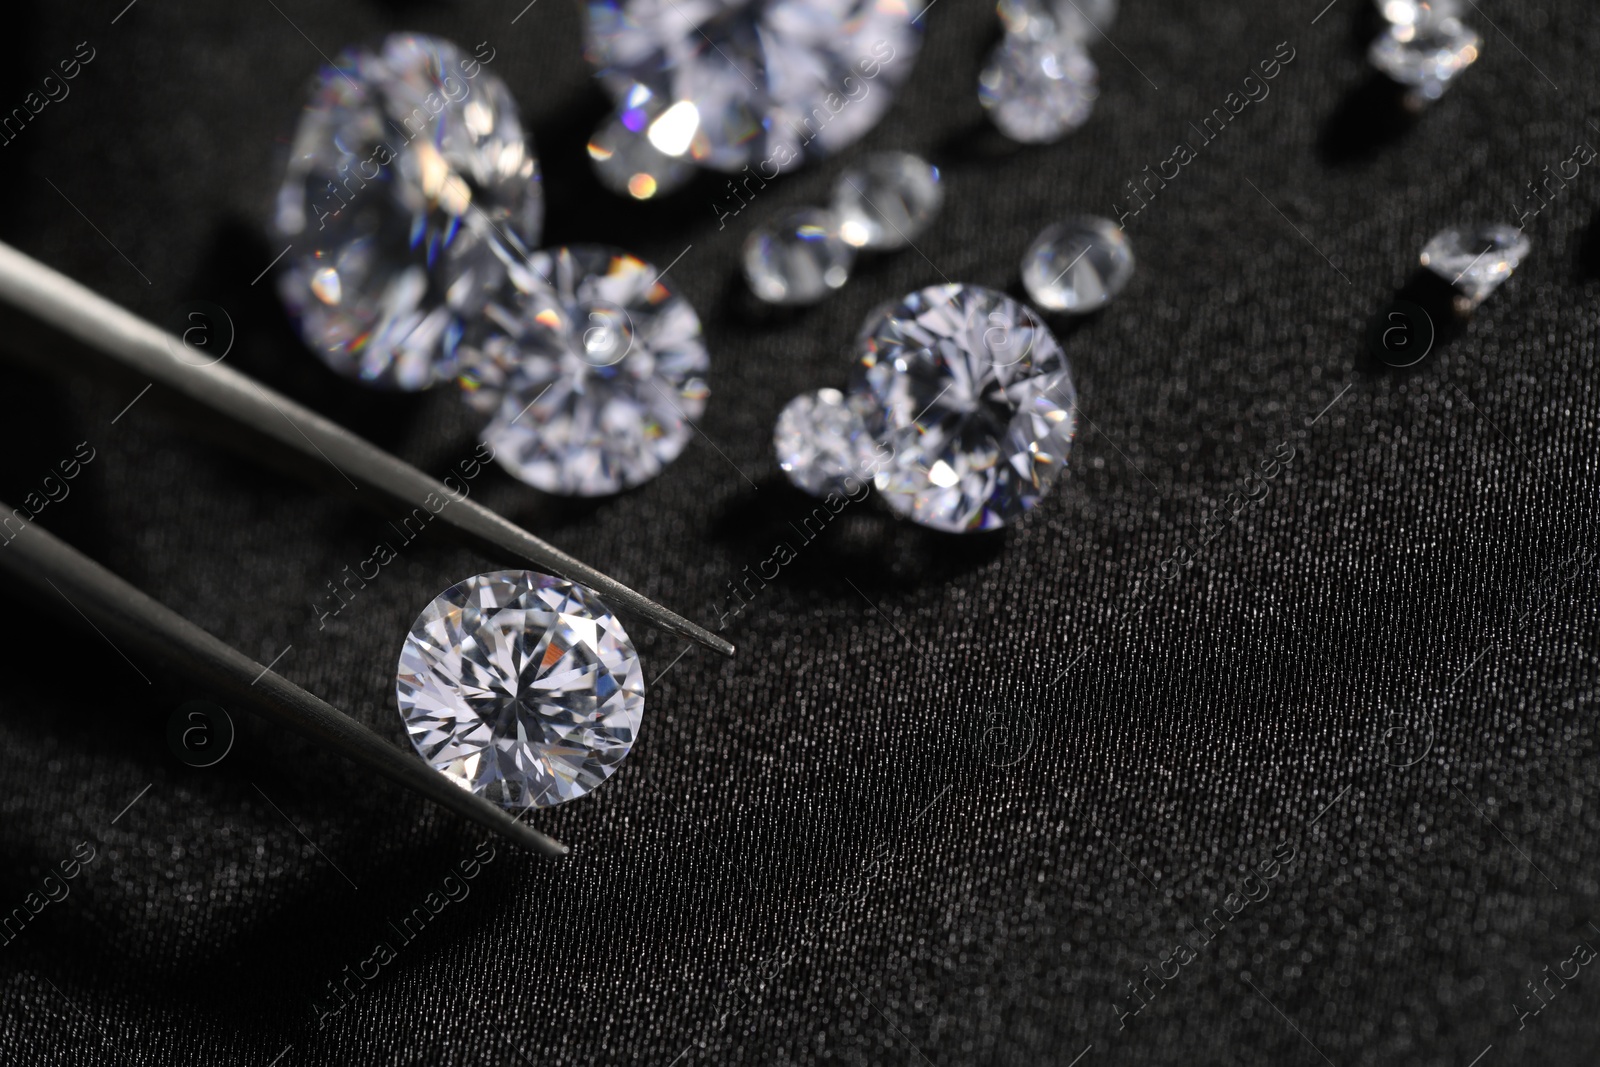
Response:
[0,240,734,659]
[0,507,567,857]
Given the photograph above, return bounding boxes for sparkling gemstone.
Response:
[1022,216,1135,313]
[979,35,1098,144]
[832,152,944,251]
[396,570,645,810]
[774,388,873,497]
[272,33,543,390]
[743,208,855,305]
[587,86,699,200]
[1374,0,1462,27]
[461,244,711,495]
[850,284,1077,532]
[1368,17,1481,101]
[1419,223,1530,306]
[585,0,926,176]
[998,0,1117,43]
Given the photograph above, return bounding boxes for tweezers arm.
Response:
[0,504,568,856]
[0,239,734,658]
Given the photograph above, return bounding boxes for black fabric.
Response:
[2,0,1599,1063]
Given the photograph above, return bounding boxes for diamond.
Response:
[1368,17,1481,101]
[584,0,926,176]
[850,284,1077,532]
[461,244,711,496]
[587,86,699,200]
[832,152,944,251]
[1374,0,1462,27]
[979,34,1098,144]
[1022,216,1135,313]
[396,570,645,810]
[997,0,1117,43]
[1419,223,1530,307]
[272,33,543,390]
[774,388,873,497]
[743,208,856,305]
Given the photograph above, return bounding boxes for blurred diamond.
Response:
[833,152,944,251]
[463,244,711,495]
[1420,223,1530,307]
[1022,216,1135,313]
[1368,16,1481,101]
[743,208,856,305]
[1374,0,1462,28]
[998,0,1117,43]
[774,388,873,497]
[587,85,699,200]
[979,34,1098,144]
[272,33,543,390]
[397,570,644,810]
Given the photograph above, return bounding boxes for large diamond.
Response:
[584,0,926,178]
[272,34,543,390]
[396,571,645,810]
[461,244,711,496]
[850,285,1077,532]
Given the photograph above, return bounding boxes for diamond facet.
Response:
[1419,223,1530,307]
[1368,17,1481,101]
[462,244,711,496]
[743,208,856,305]
[774,388,873,498]
[1022,216,1135,313]
[397,570,645,810]
[585,0,926,177]
[850,285,1077,533]
[833,152,945,251]
[979,34,1098,144]
[272,34,543,390]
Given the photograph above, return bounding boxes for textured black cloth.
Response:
[2,1,1598,1063]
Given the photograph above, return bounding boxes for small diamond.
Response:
[1022,216,1135,313]
[850,284,1077,533]
[463,244,711,495]
[272,34,543,390]
[998,0,1117,43]
[587,87,699,200]
[1374,0,1462,27]
[832,152,944,251]
[1368,17,1481,101]
[585,0,926,176]
[397,570,645,810]
[1420,223,1530,307]
[743,208,856,305]
[979,35,1098,144]
[774,388,873,497]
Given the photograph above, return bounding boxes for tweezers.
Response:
[0,239,734,855]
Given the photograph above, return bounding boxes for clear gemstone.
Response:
[1022,216,1135,313]
[979,35,1098,144]
[1374,0,1462,27]
[743,208,855,305]
[1368,17,1481,101]
[587,86,699,200]
[832,152,944,251]
[585,0,926,175]
[998,0,1117,43]
[850,284,1077,533]
[1419,223,1530,306]
[461,244,711,495]
[271,33,543,390]
[396,570,644,810]
[774,388,873,497]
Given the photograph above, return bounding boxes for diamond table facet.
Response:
[272,33,544,390]
[397,570,645,810]
[1420,223,1531,307]
[461,244,711,496]
[850,285,1078,533]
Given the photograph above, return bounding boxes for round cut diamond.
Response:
[272,33,543,390]
[850,284,1077,533]
[979,35,1098,144]
[1420,223,1530,307]
[774,388,873,497]
[397,570,645,810]
[585,0,926,175]
[743,208,856,305]
[1022,216,1135,313]
[461,244,711,495]
[1368,17,1481,101]
[833,152,944,251]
